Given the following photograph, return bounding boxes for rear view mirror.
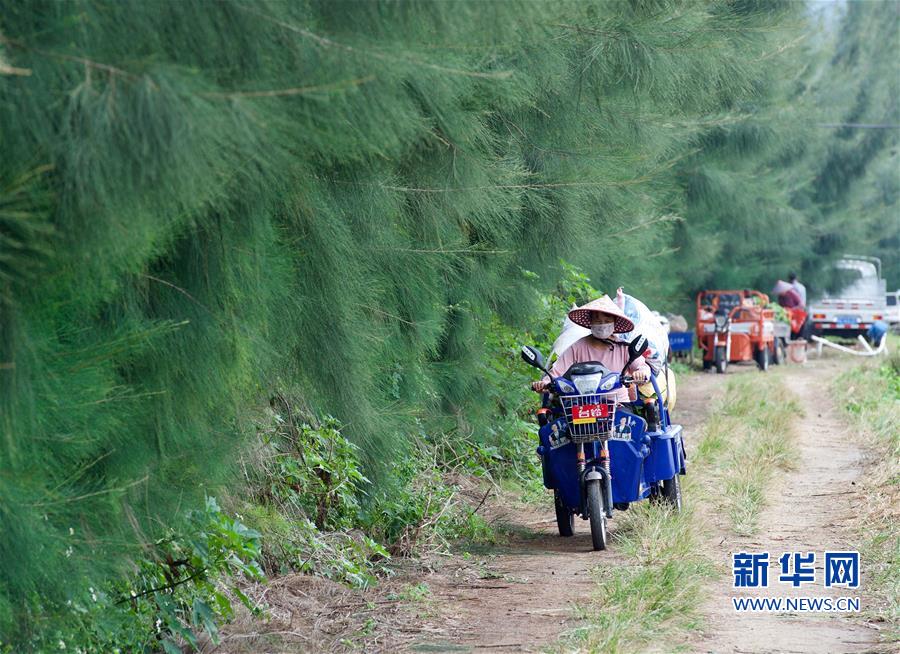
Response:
[628,334,649,359]
[623,334,649,374]
[520,345,546,370]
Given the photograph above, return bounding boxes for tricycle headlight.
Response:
[572,373,604,394]
[599,375,618,392]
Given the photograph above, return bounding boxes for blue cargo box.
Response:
[668,331,693,352]
[540,409,654,506]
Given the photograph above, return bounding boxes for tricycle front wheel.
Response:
[554,489,574,537]
[586,481,608,551]
[714,345,727,374]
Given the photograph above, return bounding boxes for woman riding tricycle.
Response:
[521,296,686,551]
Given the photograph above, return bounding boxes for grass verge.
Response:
[564,371,800,653]
[834,337,899,644]
[566,502,714,653]
[714,375,800,535]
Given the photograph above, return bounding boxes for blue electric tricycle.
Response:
[521,337,686,550]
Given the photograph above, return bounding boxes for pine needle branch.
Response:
[237,4,513,80]
[0,60,30,76]
[200,76,375,99]
[29,475,150,507]
[0,33,143,81]
[616,214,684,236]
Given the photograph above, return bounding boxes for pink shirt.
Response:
[778,288,802,309]
[546,336,650,402]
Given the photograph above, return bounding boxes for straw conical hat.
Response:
[567,295,635,333]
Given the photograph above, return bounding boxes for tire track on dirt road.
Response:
[688,357,885,654]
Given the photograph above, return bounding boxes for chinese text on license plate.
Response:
[572,403,609,424]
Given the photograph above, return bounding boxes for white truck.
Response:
[809,256,888,339]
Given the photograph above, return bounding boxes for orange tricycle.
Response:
[696,290,776,374]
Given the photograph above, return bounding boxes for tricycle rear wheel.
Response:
[755,345,769,371]
[661,474,682,512]
[772,338,785,365]
[586,481,608,551]
[554,489,574,537]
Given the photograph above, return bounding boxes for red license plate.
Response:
[571,402,609,424]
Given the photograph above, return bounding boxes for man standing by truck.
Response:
[773,279,809,340]
[773,279,802,309]
[788,272,806,308]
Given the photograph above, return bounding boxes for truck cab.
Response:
[886,290,900,328]
[809,256,887,338]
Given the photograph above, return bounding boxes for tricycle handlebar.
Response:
[531,373,640,394]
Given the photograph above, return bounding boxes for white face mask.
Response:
[591,323,615,339]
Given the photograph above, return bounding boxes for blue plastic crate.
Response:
[668,331,693,352]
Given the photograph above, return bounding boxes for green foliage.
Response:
[388,582,431,604]
[838,340,900,456]
[238,397,495,583]
[4,498,263,654]
[791,2,900,291]
[255,407,369,531]
[1,0,894,648]
[238,404,389,587]
[128,498,263,653]
[669,1,900,307]
[241,503,389,590]
[362,452,498,556]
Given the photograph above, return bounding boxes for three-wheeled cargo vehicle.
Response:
[696,290,775,373]
[521,337,685,551]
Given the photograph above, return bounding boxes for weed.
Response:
[564,370,801,652]
[834,339,899,641]
[567,503,715,653]
[702,374,799,535]
[391,582,431,603]
[238,403,390,588]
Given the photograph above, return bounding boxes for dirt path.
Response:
[397,368,728,653]
[409,357,885,654]
[688,357,883,654]
[405,506,623,652]
[208,369,724,654]
[212,357,885,653]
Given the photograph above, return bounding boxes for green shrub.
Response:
[254,404,369,531]
[6,498,263,654]
[238,402,389,587]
